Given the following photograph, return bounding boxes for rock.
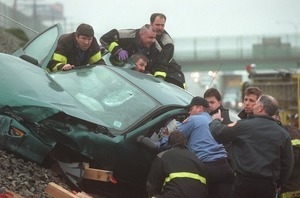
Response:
[0,150,70,197]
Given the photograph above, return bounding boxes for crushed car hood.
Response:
[0,53,106,126]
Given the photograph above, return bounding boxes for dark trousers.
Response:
[234,174,276,198]
[204,158,235,198]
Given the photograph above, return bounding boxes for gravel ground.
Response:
[0,149,70,197]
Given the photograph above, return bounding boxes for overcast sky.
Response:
[4,0,300,38]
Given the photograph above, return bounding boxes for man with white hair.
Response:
[210,94,294,198]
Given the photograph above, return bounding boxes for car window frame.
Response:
[13,23,63,69]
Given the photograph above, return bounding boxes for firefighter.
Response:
[48,23,105,72]
[100,24,185,89]
[150,13,186,89]
[280,124,300,198]
[273,111,300,198]
[146,131,207,198]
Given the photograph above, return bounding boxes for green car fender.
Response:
[0,114,56,164]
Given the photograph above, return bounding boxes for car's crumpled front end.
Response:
[0,106,56,163]
[0,103,118,161]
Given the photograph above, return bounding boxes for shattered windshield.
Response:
[49,66,157,132]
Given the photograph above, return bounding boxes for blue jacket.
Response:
[179,112,227,162]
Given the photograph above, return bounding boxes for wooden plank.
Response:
[45,182,94,198]
[44,182,78,198]
[75,191,94,198]
[82,163,114,182]
[83,167,113,181]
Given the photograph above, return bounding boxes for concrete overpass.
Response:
[172,35,300,96]
[1,1,299,74]
[174,35,300,72]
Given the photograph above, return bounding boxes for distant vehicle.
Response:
[243,70,300,128]
[0,24,193,197]
[223,92,243,112]
[222,93,237,109]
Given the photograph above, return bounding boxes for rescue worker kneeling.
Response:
[146,131,207,198]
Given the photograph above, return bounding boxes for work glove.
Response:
[117,49,128,61]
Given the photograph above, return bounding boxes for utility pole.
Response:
[13,0,17,10]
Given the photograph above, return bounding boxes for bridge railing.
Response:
[174,34,300,61]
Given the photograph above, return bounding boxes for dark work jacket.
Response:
[210,105,232,125]
[100,29,185,88]
[146,146,207,198]
[100,28,168,75]
[281,124,300,192]
[237,109,254,119]
[48,33,104,71]
[156,31,185,87]
[156,31,174,63]
[210,105,233,160]
[209,115,294,187]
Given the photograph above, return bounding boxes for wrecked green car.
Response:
[0,24,192,197]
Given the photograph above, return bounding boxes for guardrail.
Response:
[1,1,300,63]
[174,34,300,61]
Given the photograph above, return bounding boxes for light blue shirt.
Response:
[179,112,227,162]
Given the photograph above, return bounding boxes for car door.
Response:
[13,23,63,69]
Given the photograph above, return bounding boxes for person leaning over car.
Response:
[48,23,105,72]
[149,13,186,89]
[210,94,294,198]
[100,24,170,78]
[100,24,186,89]
[146,131,207,198]
[129,53,149,73]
